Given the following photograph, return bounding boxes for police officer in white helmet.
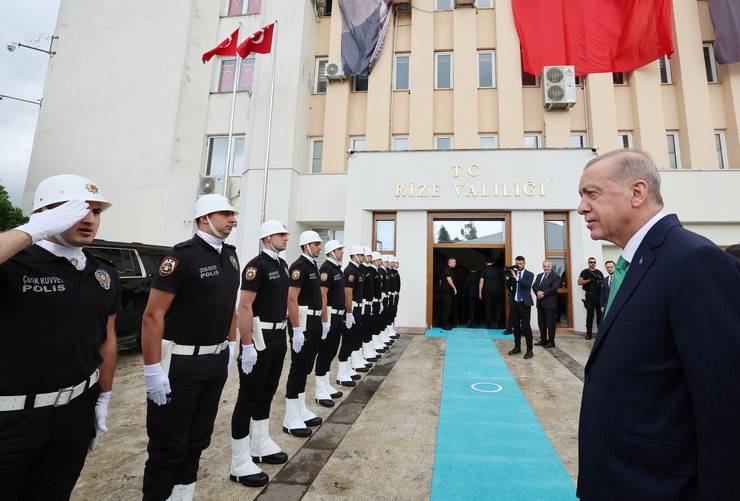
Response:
[141,194,240,501]
[0,174,119,499]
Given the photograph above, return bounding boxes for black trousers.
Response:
[361,307,372,345]
[231,327,287,439]
[510,301,533,350]
[370,301,382,336]
[537,306,558,344]
[0,386,97,501]
[483,294,503,328]
[315,314,344,376]
[143,350,228,501]
[440,293,455,328]
[339,307,362,361]
[467,296,479,326]
[286,316,321,398]
[584,296,602,335]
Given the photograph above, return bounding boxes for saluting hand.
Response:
[292,327,305,353]
[345,313,355,329]
[241,344,257,374]
[144,363,171,406]
[16,200,90,244]
[321,321,331,340]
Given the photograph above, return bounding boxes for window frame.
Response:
[479,135,498,149]
[435,0,453,11]
[475,0,494,8]
[434,135,453,150]
[523,133,541,149]
[666,131,681,170]
[617,131,634,149]
[394,53,411,91]
[435,52,454,90]
[658,55,672,84]
[204,134,247,177]
[704,42,719,83]
[477,50,496,89]
[373,212,397,253]
[612,72,628,86]
[349,136,366,152]
[715,130,728,170]
[352,74,369,92]
[309,137,324,174]
[215,57,255,93]
[314,57,329,94]
[392,135,409,151]
[224,0,261,16]
[570,132,588,148]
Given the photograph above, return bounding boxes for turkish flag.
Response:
[237,23,275,59]
[513,0,674,76]
[202,27,240,63]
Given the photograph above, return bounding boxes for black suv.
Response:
[86,239,169,350]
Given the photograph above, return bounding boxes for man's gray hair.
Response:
[585,149,664,206]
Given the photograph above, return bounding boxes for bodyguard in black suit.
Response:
[505,256,534,359]
[577,150,740,500]
[599,260,615,312]
[532,261,559,347]
[439,257,457,330]
[479,257,504,328]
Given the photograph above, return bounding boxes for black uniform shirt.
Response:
[362,264,375,302]
[441,266,454,295]
[480,265,504,296]
[387,268,397,294]
[379,267,390,296]
[343,261,365,303]
[0,245,121,394]
[371,266,383,300]
[320,259,345,309]
[152,235,239,346]
[579,268,604,294]
[241,251,289,323]
[289,255,321,309]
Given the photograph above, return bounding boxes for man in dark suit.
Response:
[599,260,615,314]
[576,149,740,500]
[463,267,480,327]
[439,257,457,330]
[505,256,534,359]
[479,257,504,329]
[532,260,560,348]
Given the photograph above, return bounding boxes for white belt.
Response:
[329,308,345,315]
[0,369,100,412]
[260,320,287,330]
[391,292,398,296]
[352,301,363,308]
[172,340,229,356]
[305,308,321,316]
[372,299,380,303]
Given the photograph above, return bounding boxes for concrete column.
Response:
[585,73,618,154]
[721,64,740,169]
[322,6,350,172]
[365,16,395,150]
[409,0,434,149]
[395,211,428,329]
[494,1,524,147]
[630,62,669,167]
[672,0,719,168]
[453,6,478,148]
[544,111,571,147]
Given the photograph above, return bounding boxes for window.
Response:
[522,69,538,87]
[435,135,453,150]
[658,55,672,84]
[205,135,246,176]
[87,247,143,278]
[314,58,328,93]
[350,136,365,152]
[478,51,496,88]
[666,131,680,169]
[524,134,541,149]
[436,0,453,10]
[715,131,728,169]
[570,133,587,148]
[317,0,332,16]
[479,135,498,149]
[217,57,255,92]
[617,131,633,149]
[703,43,719,83]
[353,74,368,92]
[612,72,628,85]
[435,53,453,89]
[544,213,571,326]
[575,75,583,86]
[373,213,396,252]
[226,0,261,16]
[392,136,409,151]
[433,220,506,244]
[310,138,323,173]
[394,54,410,90]
[476,0,494,7]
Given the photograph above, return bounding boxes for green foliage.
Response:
[0,185,27,231]
[437,224,451,243]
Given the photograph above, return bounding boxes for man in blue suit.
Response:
[505,256,535,359]
[576,149,740,500]
[599,260,615,314]
[533,260,561,348]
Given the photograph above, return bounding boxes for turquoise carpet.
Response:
[427,327,576,501]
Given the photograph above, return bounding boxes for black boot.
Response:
[508,346,521,355]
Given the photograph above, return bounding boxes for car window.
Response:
[136,249,168,276]
[87,247,142,278]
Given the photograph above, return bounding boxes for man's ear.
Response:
[631,179,650,208]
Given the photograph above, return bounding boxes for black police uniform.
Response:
[360,264,375,353]
[0,245,120,500]
[386,267,397,330]
[369,265,383,341]
[286,255,322,398]
[480,264,504,328]
[378,266,391,337]
[439,265,456,329]
[231,251,289,441]
[315,259,347,378]
[143,235,239,501]
[341,261,364,364]
[579,268,604,337]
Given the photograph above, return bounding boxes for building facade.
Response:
[25,0,740,331]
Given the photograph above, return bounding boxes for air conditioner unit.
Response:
[394,0,411,14]
[455,0,475,7]
[543,65,576,110]
[198,176,224,196]
[325,62,345,81]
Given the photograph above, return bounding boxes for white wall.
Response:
[395,211,428,330]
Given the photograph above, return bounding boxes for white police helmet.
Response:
[349,244,365,256]
[325,240,343,255]
[32,174,112,212]
[260,220,288,239]
[194,194,237,219]
[364,246,373,256]
[298,230,322,247]
[371,251,382,261]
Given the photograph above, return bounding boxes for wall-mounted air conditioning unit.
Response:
[393,0,411,14]
[455,0,475,7]
[543,65,576,110]
[198,176,224,196]
[325,62,345,81]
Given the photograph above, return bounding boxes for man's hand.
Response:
[292,327,305,353]
[144,363,171,406]
[453,288,458,296]
[345,313,355,329]
[241,344,257,374]
[228,341,237,368]
[89,391,112,451]
[321,321,330,340]
[379,302,384,314]
[16,200,90,244]
[537,291,545,299]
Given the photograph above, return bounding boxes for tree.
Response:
[437,225,451,243]
[462,221,478,241]
[0,185,27,231]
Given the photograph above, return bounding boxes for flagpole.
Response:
[259,20,278,225]
[224,23,242,197]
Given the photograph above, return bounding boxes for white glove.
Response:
[16,200,90,244]
[228,341,237,368]
[379,302,384,314]
[345,313,355,329]
[292,327,305,353]
[144,363,171,406]
[321,321,331,340]
[241,343,258,374]
[89,391,112,452]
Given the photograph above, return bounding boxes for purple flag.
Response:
[709,0,740,64]
[338,0,392,76]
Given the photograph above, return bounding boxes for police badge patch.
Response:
[245,267,257,281]
[230,255,239,270]
[320,272,329,282]
[95,269,111,290]
[159,257,179,276]
[348,274,355,283]
[291,269,301,280]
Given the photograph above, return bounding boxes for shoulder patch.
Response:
[94,269,111,290]
[230,255,239,271]
[291,269,301,280]
[348,274,355,283]
[159,256,179,276]
[320,272,329,282]
[245,266,257,281]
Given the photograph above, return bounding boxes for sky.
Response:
[0,0,60,206]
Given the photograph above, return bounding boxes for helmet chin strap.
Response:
[205,215,226,240]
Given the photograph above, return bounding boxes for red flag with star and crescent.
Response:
[202,27,240,63]
[236,23,275,59]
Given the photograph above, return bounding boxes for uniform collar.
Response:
[327,257,340,266]
[196,230,223,254]
[263,248,280,261]
[36,239,86,271]
[301,253,316,264]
